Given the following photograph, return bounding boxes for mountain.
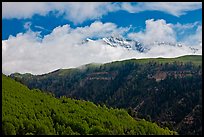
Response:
[9,55,202,135]
[81,36,148,53]
[101,36,148,52]
[81,36,200,54]
[2,74,176,135]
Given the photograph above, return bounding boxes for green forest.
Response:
[10,55,202,135]
[2,74,177,135]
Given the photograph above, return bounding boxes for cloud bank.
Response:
[2,20,202,75]
[2,2,202,24]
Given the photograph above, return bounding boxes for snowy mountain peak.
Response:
[101,36,148,52]
[81,36,199,54]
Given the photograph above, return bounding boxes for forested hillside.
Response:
[2,74,177,135]
[10,55,202,135]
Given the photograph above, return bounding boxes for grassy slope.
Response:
[10,55,202,78]
[2,74,177,135]
[107,55,202,66]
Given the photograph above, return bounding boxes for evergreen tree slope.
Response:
[2,74,176,135]
[10,55,202,135]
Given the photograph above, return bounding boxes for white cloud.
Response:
[2,2,119,24]
[2,2,201,24]
[57,2,120,24]
[128,19,202,48]
[173,22,200,31]
[2,21,130,75]
[2,2,52,19]
[172,22,202,47]
[121,2,202,17]
[146,44,200,58]
[128,19,176,45]
[180,25,202,47]
[2,21,202,75]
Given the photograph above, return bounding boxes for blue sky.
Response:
[2,2,202,40]
[2,2,202,75]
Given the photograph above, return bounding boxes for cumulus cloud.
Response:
[2,21,130,75]
[2,21,202,75]
[128,19,176,45]
[2,2,202,24]
[182,25,202,47]
[172,22,202,48]
[128,19,202,47]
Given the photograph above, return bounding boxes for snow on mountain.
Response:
[101,36,147,52]
[81,36,200,54]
